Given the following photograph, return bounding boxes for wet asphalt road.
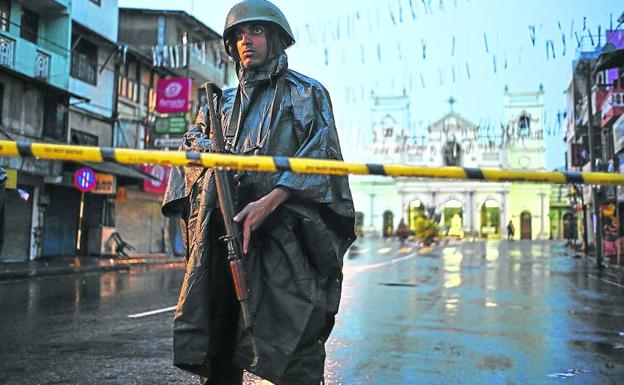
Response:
[0,240,623,384]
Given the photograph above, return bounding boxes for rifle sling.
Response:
[227,76,285,153]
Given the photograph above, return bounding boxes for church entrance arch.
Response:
[520,211,532,239]
[443,200,463,238]
[382,210,394,238]
[408,200,425,233]
[480,199,501,238]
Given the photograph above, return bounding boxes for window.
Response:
[70,129,98,146]
[0,1,10,32]
[118,58,139,102]
[43,95,68,141]
[20,8,38,44]
[518,114,530,137]
[71,37,98,85]
[89,0,101,5]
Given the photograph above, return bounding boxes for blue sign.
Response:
[74,167,96,192]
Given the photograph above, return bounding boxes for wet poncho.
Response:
[162,52,355,384]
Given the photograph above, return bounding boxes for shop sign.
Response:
[156,77,191,113]
[142,165,170,194]
[154,137,183,149]
[154,115,187,134]
[5,168,16,189]
[613,114,624,153]
[93,173,116,195]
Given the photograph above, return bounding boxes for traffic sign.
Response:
[74,167,96,192]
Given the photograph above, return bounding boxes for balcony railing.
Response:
[34,51,51,81]
[0,35,14,68]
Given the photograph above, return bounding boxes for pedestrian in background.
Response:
[506,220,515,241]
[162,1,355,384]
[396,218,409,245]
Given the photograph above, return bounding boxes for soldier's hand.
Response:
[233,187,290,254]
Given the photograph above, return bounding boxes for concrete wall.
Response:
[71,0,118,43]
[68,43,116,119]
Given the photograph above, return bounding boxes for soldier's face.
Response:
[235,23,269,69]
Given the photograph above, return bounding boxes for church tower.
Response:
[504,87,546,170]
[504,86,551,240]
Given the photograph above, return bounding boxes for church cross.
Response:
[448,96,457,112]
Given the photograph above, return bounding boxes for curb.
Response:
[0,257,185,281]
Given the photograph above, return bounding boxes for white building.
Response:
[350,88,550,240]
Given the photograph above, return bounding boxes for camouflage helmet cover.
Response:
[223,0,295,56]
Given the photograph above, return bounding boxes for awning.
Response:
[77,161,158,181]
[595,43,624,72]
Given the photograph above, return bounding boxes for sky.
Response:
[119,0,623,169]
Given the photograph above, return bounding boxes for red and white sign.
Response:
[142,165,171,194]
[74,167,96,192]
[156,77,191,113]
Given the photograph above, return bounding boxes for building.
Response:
[350,88,553,240]
[114,8,236,255]
[504,88,552,240]
[564,26,624,265]
[0,0,76,261]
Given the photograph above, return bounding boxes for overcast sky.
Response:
[119,0,623,168]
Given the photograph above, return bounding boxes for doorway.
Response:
[520,211,532,239]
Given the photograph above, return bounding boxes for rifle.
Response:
[203,82,259,368]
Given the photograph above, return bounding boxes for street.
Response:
[1,240,623,384]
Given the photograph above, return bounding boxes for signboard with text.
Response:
[156,77,191,113]
[93,173,116,195]
[142,165,171,194]
[154,115,187,134]
[154,137,183,149]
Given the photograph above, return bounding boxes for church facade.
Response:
[350,89,551,240]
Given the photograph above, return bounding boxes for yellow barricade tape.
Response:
[1,140,623,186]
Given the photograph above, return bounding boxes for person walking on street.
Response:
[396,218,409,245]
[162,1,356,384]
[506,220,515,241]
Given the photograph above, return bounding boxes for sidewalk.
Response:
[0,253,184,281]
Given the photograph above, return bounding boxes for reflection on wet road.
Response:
[1,242,623,384]
[325,239,624,385]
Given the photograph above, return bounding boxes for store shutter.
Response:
[116,190,164,253]
[1,187,33,261]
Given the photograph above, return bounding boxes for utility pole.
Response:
[581,60,604,267]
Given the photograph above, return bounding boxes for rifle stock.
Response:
[203,82,258,367]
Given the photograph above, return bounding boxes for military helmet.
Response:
[223,0,295,56]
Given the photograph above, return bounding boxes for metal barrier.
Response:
[1,140,622,186]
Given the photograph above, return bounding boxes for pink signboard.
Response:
[142,165,171,194]
[156,78,191,113]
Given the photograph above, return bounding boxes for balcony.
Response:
[0,35,14,68]
[188,44,230,87]
[601,89,624,127]
[34,51,51,81]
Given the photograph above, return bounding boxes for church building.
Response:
[349,88,551,240]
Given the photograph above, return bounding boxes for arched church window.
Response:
[381,114,396,138]
[518,114,530,138]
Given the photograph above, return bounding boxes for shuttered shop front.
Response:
[115,189,164,253]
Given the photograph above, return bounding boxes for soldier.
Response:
[162,1,356,384]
